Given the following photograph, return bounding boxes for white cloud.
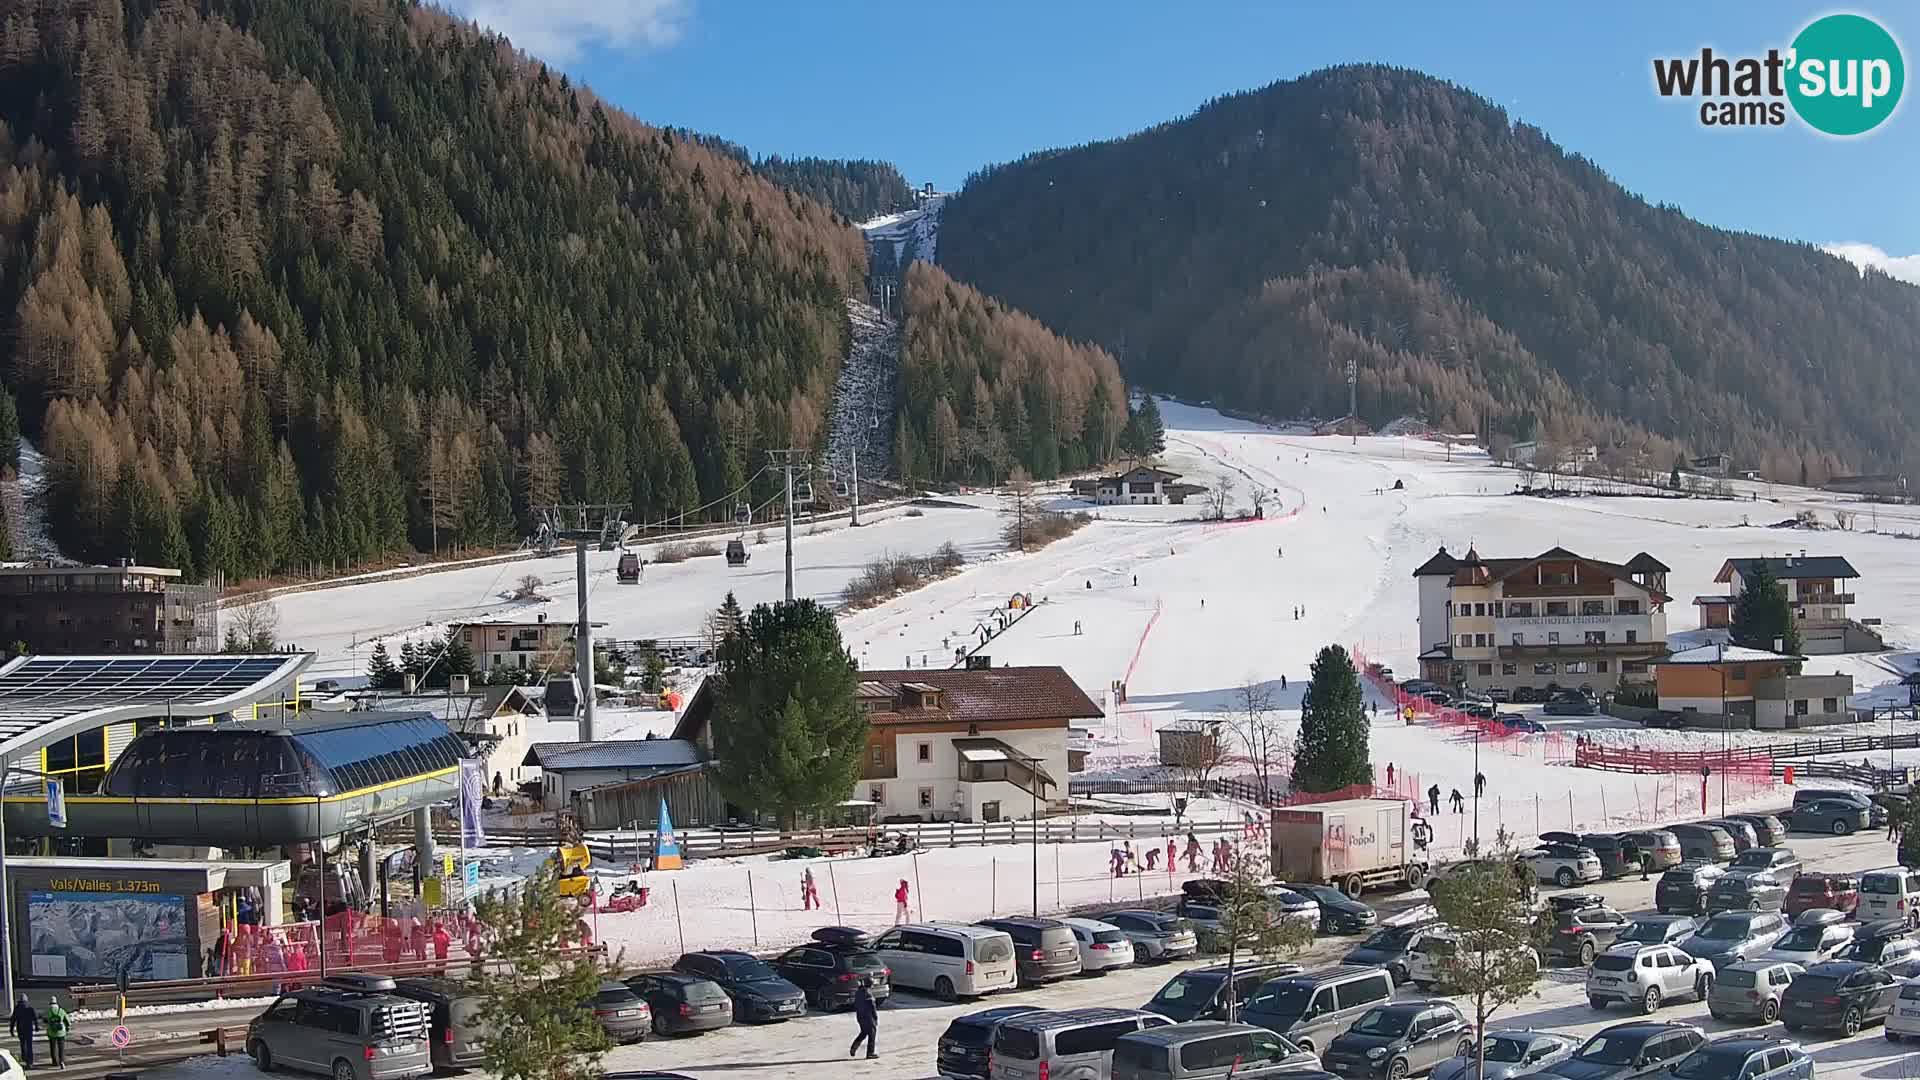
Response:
[448,0,689,64]
[1821,241,1920,286]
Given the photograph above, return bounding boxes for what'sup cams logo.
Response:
[1653,12,1904,136]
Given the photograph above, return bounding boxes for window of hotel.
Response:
[1491,602,1504,617]
[1564,661,1590,674]
[869,785,885,803]
[919,787,934,808]
[1475,634,1489,647]
[1474,603,1486,616]
[1541,568,1574,586]
[1478,664,1493,676]
[1584,631,1607,645]
[1622,661,1648,674]
[1793,699,1809,716]
[871,747,884,766]
[1625,630,1638,643]
[1508,602,1534,617]
[1533,662,1556,675]
[1511,633,1525,645]
[1595,661,1610,673]
[1823,697,1838,712]
[1501,663,1518,675]
[1546,601,1571,616]
[1548,632,1560,644]
[1581,600,1607,616]
[1458,634,1471,647]
[1617,599,1641,615]
[917,742,931,762]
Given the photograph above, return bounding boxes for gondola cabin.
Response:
[616,551,642,584]
[725,539,749,566]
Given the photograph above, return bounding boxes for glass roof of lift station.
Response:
[0,654,309,757]
[103,712,466,799]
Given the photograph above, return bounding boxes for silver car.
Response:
[1431,1031,1577,1080]
[1706,960,1802,1024]
[248,986,433,1080]
[1108,910,1201,960]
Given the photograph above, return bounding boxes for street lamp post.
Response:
[1718,641,1728,816]
[1471,726,1481,853]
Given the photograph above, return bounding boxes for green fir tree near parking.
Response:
[1729,561,1801,655]
[466,865,609,1080]
[709,599,867,828]
[1294,644,1372,793]
[1428,848,1548,1080]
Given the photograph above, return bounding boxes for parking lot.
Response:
[609,822,1912,1079]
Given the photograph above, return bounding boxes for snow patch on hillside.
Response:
[825,298,899,480]
[861,193,944,266]
[2,439,66,561]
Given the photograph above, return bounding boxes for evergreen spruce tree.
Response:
[444,629,476,683]
[399,640,422,681]
[1729,561,1801,655]
[1136,394,1166,456]
[709,599,866,828]
[1294,644,1372,792]
[0,390,18,472]
[367,641,400,689]
[465,865,609,1080]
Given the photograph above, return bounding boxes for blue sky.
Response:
[450,1,1917,279]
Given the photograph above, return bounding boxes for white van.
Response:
[1859,868,1920,927]
[872,923,1018,1001]
[1406,928,1539,992]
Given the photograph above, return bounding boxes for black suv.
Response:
[978,916,1082,985]
[1657,863,1725,915]
[771,927,891,1010]
[1281,882,1380,935]
[1536,1022,1706,1080]
[1578,834,1646,879]
[671,950,805,1021]
[1323,1000,1473,1080]
[1778,960,1902,1035]
[934,1005,1044,1080]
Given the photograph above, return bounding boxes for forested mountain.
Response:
[941,64,1920,478]
[892,261,1125,486]
[752,157,915,223]
[0,0,868,584]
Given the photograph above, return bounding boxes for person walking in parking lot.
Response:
[9,994,36,1069]
[1428,784,1442,815]
[43,999,67,1068]
[848,978,880,1060]
[893,879,910,923]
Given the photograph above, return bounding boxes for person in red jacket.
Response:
[433,921,451,960]
[893,879,910,924]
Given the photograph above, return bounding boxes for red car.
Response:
[1784,871,1859,917]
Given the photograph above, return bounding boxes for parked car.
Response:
[623,972,733,1036]
[1544,693,1599,717]
[1639,711,1691,730]
[936,1005,1046,1080]
[1666,824,1736,864]
[1322,1000,1474,1080]
[1577,834,1646,879]
[1784,871,1859,918]
[1832,920,1920,976]
[1757,912,1854,967]
[1778,959,1903,1035]
[1144,962,1305,1024]
[1344,921,1442,986]
[1585,944,1716,1012]
[872,923,1017,1001]
[1656,864,1725,915]
[1858,867,1920,927]
[1791,788,1886,826]
[979,916,1085,986]
[1786,798,1870,835]
[770,927,891,1010]
[1533,1021,1705,1080]
[1527,844,1604,887]
[1238,965,1397,1056]
[1180,901,1232,954]
[1620,830,1683,872]
[1267,887,1324,929]
[391,976,485,1073]
[1726,815,1788,848]
[1616,916,1697,948]
[1107,910,1201,961]
[988,1007,1169,1080]
[1112,1021,1321,1080]
[671,950,805,1021]
[1550,906,1634,966]
[1547,892,1609,915]
[1496,715,1546,734]
[1677,911,1790,969]
[1705,872,1786,915]
[1728,847,1800,879]
[1538,832,1583,847]
[1062,917,1138,973]
[1667,1035,1812,1080]
[587,982,653,1044]
[1407,929,1540,990]
[1459,702,1498,721]
[1705,960,1803,1025]
[1429,1031,1575,1080]
[1282,882,1380,935]
[246,981,433,1080]
[1702,819,1759,853]
[1885,976,1920,1043]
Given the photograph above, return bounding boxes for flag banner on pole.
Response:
[654,797,684,870]
[459,759,486,847]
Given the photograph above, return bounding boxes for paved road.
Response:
[609,826,1912,1080]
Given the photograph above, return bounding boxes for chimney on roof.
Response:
[1800,548,1807,559]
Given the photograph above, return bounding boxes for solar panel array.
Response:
[0,655,299,744]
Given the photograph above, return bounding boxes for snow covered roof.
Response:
[1692,595,1736,606]
[1659,644,1804,665]
[674,665,1101,743]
